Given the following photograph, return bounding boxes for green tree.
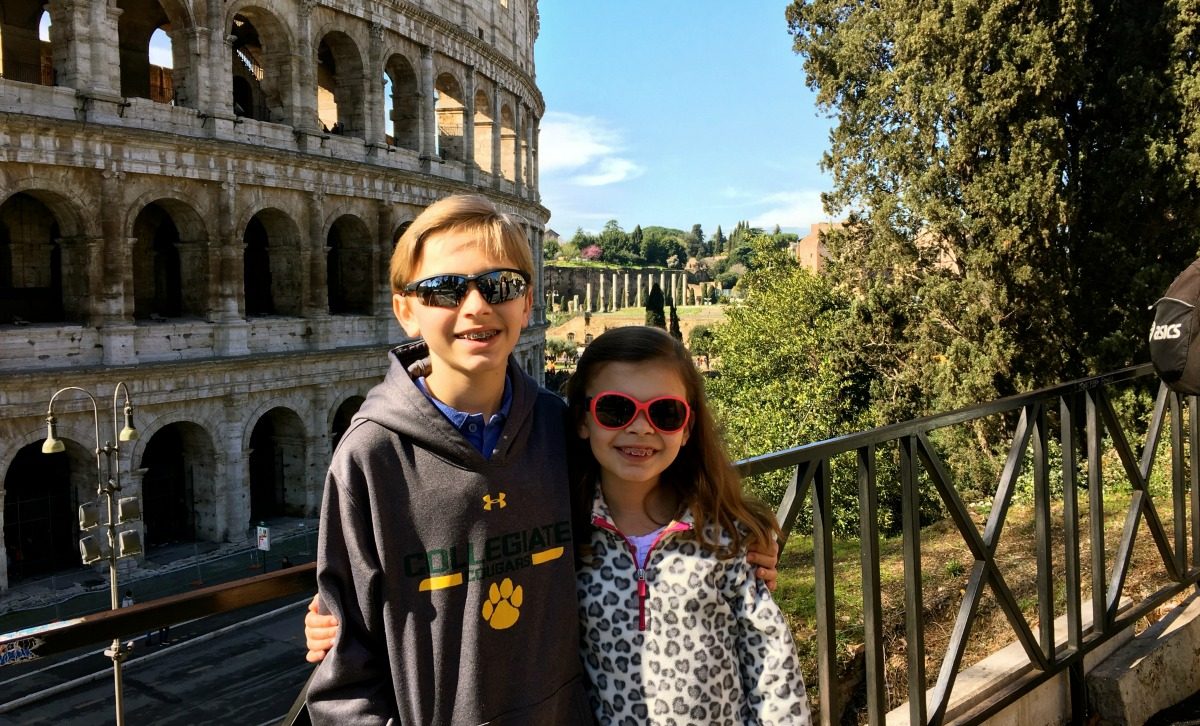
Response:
[596,219,637,265]
[668,301,682,341]
[686,224,705,258]
[639,227,688,267]
[706,237,867,531]
[688,324,716,358]
[645,283,666,329]
[709,225,726,257]
[786,0,1200,432]
[543,237,560,261]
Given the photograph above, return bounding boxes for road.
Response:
[0,597,315,726]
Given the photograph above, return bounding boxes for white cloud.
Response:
[574,158,642,187]
[748,190,831,230]
[540,111,643,186]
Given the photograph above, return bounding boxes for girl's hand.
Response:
[304,593,340,663]
[747,539,780,592]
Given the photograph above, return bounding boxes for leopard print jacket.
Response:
[577,490,812,725]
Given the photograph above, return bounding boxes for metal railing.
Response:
[737,363,1199,726]
[2,364,1194,725]
[0,563,314,665]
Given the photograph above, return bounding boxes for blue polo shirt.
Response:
[416,375,512,459]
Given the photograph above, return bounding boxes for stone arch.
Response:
[474,86,494,175]
[315,29,365,138]
[128,197,210,319]
[227,6,295,124]
[383,52,419,150]
[1,181,86,238]
[435,71,466,162]
[137,419,218,546]
[247,406,308,523]
[241,207,302,317]
[500,102,517,181]
[326,213,373,315]
[0,190,91,324]
[116,0,193,104]
[0,1,55,86]
[3,439,88,583]
[329,394,365,452]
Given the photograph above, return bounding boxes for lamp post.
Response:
[42,382,141,726]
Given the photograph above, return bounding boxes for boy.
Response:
[306,194,593,724]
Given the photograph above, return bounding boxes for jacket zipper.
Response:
[592,515,691,631]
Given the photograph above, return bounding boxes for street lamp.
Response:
[42,382,141,726]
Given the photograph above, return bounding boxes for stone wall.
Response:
[0,0,548,591]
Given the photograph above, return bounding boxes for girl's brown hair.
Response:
[564,326,779,556]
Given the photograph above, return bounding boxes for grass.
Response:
[773,483,1190,723]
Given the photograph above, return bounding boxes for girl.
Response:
[565,326,810,725]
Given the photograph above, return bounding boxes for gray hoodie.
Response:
[307,342,592,725]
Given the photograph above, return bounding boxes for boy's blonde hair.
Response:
[389,194,534,293]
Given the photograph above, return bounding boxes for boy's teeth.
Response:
[460,331,496,340]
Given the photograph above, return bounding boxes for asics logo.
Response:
[1150,323,1183,341]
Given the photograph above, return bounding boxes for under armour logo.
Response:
[482,493,507,510]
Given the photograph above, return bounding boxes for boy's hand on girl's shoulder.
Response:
[747,539,780,592]
[305,594,341,663]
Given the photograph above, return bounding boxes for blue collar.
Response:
[417,375,513,458]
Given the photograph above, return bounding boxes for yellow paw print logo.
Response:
[481,577,523,629]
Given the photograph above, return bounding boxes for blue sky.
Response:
[534,2,835,238]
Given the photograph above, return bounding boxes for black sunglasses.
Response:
[586,391,691,434]
[401,268,529,308]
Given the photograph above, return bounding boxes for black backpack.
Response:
[1150,259,1200,394]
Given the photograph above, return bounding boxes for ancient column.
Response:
[419,46,437,168]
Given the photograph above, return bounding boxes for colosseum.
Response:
[0,0,547,591]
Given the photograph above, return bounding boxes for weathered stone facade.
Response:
[0,0,547,591]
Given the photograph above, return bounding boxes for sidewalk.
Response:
[0,517,318,635]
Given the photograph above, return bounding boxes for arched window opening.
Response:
[132,200,208,319]
[243,216,273,316]
[140,421,217,546]
[0,192,65,325]
[474,88,494,175]
[500,105,517,181]
[0,4,54,85]
[116,0,173,102]
[132,203,184,319]
[435,73,465,162]
[384,55,419,150]
[243,209,302,317]
[4,442,80,582]
[327,215,372,315]
[316,33,365,138]
[230,13,291,123]
[330,396,364,452]
[249,408,307,523]
[148,27,174,103]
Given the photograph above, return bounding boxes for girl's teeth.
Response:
[621,447,653,457]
